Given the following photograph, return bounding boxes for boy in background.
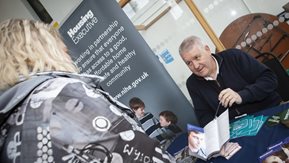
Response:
[159,111,182,149]
[129,97,162,139]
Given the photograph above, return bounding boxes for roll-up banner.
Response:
[59,0,198,129]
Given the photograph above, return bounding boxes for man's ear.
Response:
[204,45,211,52]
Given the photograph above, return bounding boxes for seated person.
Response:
[179,35,282,127]
[129,97,163,139]
[159,111,182,149]
[0,19,173,163]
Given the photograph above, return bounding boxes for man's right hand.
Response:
[218,88,242,108]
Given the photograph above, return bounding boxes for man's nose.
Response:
[191,61,199,69]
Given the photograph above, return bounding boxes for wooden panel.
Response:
[184,0,225,52]
[219,13,289,69]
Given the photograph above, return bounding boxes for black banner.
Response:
[59,0,198,129]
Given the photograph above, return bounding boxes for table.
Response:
[194,102,289,163]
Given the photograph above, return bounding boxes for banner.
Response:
[59,0,198,129]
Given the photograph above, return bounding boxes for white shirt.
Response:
[204,56,219,81]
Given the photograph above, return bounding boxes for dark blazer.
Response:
[186,48,282,127]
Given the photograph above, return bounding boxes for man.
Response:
[175,124,205,162]
[187,129,206,158]
[179,36,282,127]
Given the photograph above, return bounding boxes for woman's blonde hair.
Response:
[0,19,78,90]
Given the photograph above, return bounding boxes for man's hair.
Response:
[189,130,200,134]
[179,35,204,55]
[129,97,145,110]
[0,19,78,90]
[159,110,178,124]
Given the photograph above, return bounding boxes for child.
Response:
[159,111,182,150]
[129,97,163,139]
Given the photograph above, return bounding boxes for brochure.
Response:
[186,110,241,160]
[230,115,268,139]
[259,136,289,163]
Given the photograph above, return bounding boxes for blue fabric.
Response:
[167,132,188,156]
[187,124,204,133]
[196,102,289,163]
[186,48,282,127]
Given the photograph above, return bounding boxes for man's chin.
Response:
[195,73,206,78]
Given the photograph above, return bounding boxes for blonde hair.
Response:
[0,19,78,90]
[179,35,205,55]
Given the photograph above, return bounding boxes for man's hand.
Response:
[218,88,242,108]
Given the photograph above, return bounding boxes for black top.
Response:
[186,48,282,127]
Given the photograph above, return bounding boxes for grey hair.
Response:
[179,36,204,55]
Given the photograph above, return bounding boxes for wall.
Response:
[243,0,288,15]
[0,0,38,22]
[39,0,82,24]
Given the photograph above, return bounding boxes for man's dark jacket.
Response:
[186,48,282,127]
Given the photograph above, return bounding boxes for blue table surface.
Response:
[169,102,289,163]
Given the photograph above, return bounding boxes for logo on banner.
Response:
[67,10,98,44]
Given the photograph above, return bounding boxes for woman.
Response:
[0,19,174,163]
